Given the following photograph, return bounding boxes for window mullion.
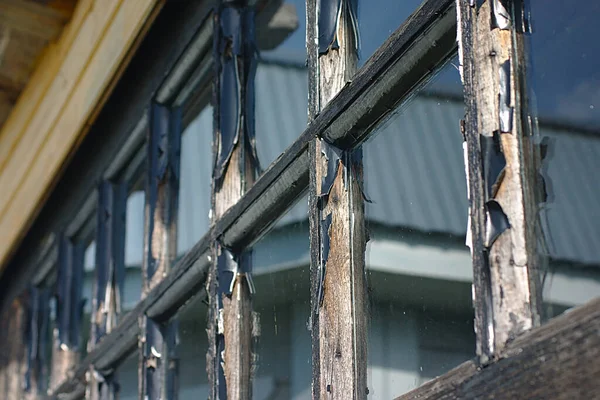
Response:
[307,1,368,399]
[24,286,50,400]
[87,180,127,400]
[139,103,182,400]
[51,236,85,391]
[207,1,260,398]
[457,0,543,362]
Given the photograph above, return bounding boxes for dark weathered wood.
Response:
[24,286,51,399]
[457,0,542,362]
[50,237,84,392]
[307,1,368,399]
[87,181,127,400]
[0,296,28,400]
[207,2,259,399]
[395,297,600,400]
[139,103,182,400]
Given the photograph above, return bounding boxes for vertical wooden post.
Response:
[88,180,127,400]
[307,1,368,399]
[457,0,543,362]
[24,286,51,399]
[207,1,260,399]
[50,236,84,391]
[1,296,28,400]
[140,103,182,400]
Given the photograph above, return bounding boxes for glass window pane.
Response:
[124,189,144,311]
[176,199,310,399]
[178,105,212,256]
[114,349,139,400]
[263,0,424,64]
[528,0,600,318]
[363,58,473,397]
[177,295,210,399]
[255,61,308,171]
[81,240,95,356]
[252,199,310,400]
[358,0,423,65]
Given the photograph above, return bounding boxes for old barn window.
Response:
[0,1,599,400]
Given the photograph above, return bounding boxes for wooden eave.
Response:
[0,0,165,275]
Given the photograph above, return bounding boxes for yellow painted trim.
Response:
[0,0,164,273]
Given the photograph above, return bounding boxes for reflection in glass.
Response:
[528,0,600,318]
[357,0,423,65]
[255,61,308,169]
[178,106,212,255]
[263,0,423,65]
[81,241,95,356]
[169,199,312,400]
[122,189,145,312]
[176,295,210,399]
[113,349,139,400]
[363,59,474,397]
[252,202,310,400]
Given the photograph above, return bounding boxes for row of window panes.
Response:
[45,0,600,397]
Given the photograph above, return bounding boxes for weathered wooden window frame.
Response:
[1,0,598,399]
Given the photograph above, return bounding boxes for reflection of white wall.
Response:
[112,297,472,400]
[82,222,600,399]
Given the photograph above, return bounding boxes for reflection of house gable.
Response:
[172,59,600,267]
[102,59,600,311]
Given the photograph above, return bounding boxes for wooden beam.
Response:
[0,0,71,40]
[307,1,368,399]
[0,0,165,277]
[139,104,181,400]
[457,0,543,361]
[207,2,260,399]
[395,297,600,400]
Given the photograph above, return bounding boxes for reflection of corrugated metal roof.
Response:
[125,61,600,267]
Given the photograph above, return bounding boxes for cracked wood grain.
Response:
[139,104,181,400]
[207,3,259,399]
[308,1,368,399]
[458,0,542,362]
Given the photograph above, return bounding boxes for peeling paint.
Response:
[485,200,510,247]
[491,0,511,30]
[498,60,513,133]
[217,246,238,298]
[492,0,531,33]
[317,0,359,55]
[348,147,371,203]
[214,2,260,183]
[210,3,259,398]
[481,132,506,201]
[317,212,333,313]
[480,133,510,248]
[320,140,342,198]
[537,136,554,204]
